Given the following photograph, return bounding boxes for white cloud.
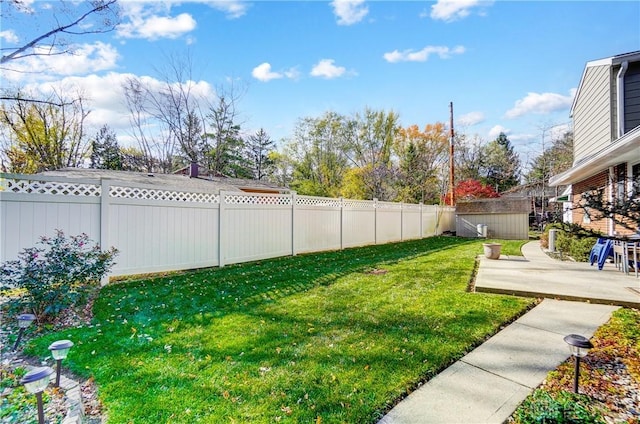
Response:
[207,0,249,19]
[118,12,197,40]
[383,45,465,63]
[504,90,575,119]
[430,0,493,22]
[458,111,485,126]
[488,125,510,139]
[252,63,300,82]
[0,30,19,44]
[310,59,347,79]
[2,42,119,84]
[252,63,283,82]
[331,0,369,25]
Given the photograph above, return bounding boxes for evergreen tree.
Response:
[481,132,521,193]
[90,125,122,170]
[245,128,275,180]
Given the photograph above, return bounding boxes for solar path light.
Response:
[48,339,74,387]
[20,366,54,424]
[563,334,593,394]
[13,313,36,351]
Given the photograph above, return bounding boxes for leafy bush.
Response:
[0,230,118,322]
[552,228,597,262]
[511,389,603,424]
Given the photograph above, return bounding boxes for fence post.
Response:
[420,203,424,239]
[339,197,344,250]
[99,178,111,286]
[291,192,297,256]
[400,202,404,241]
[373,198,378,245]
[218,190,226,268]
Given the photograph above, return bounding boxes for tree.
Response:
[454,133,485,182]
[286,112,350,197]
[481,132,521,193]
[577,176,640,233]
[342,108,400,201]
[204,90,250,178]
[90,124,122,170]
[394,123,449,204]
[452,179,500,201]
[0,90,90,172]
[245,128,275,180]
[525,131,573,184]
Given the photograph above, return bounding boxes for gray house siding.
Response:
[624,61,640,133]
[573,65,612,163]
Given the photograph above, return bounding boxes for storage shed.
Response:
[455,197,530,240]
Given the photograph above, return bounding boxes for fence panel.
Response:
[221,192,293,265]
[402,204,422,240]
[342,199,376,248]
[294,195,342,254]
[0,175,102,263]
[376,201,402,243]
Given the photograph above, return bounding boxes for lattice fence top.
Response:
[342,199,375,209]
[223,193,292,206]
[110,186,220,204]
[296,196,342,208]
[377,201,403,210]
[403,204,421,211]
[1,178,101,196]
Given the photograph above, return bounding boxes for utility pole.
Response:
[448,102,455,206]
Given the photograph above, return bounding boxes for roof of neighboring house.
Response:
[549,124,640,186]
[571,50,640,116]
[38,168,291,194]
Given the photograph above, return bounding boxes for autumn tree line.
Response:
[0,84,574,205]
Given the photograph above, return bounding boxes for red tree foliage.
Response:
[442,179,499,205]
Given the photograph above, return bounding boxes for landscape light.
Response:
[48,339,74,387]
[13,313,36,351]
[563,334,593,393]
[20,366,54,424]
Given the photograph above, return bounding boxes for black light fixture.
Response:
[20,366,54,424]
[13,313,36,351]
[48,339,74,387]
[564,334,593,394]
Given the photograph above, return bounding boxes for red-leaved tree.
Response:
[443,179,499,204]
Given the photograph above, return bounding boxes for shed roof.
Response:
[39,168,291,194]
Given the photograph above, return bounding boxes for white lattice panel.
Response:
[403,204,421,210]
[109,186,219,204]
[377,201,403,210]
[343,199,374,209]
[2,179,101,196]
[296,196,342,208]
[224,193,292,206]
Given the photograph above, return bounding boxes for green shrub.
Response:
[0,230,118,323]
[553,229,597,262]
[511,389,604,424]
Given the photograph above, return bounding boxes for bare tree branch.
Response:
[1,0,120,65]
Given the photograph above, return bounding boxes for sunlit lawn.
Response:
[28,237,533,423]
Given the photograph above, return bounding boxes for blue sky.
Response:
[1,0,639,168]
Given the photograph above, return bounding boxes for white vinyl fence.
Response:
[0,174,455,278]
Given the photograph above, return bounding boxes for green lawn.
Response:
[27,237,533,423]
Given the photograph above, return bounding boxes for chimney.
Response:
[189,162,199,178]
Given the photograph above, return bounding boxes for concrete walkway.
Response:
[379,241,637,424]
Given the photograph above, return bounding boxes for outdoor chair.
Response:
[629,241,639,278]
[589,238,613,271]
[613,240,629,274]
